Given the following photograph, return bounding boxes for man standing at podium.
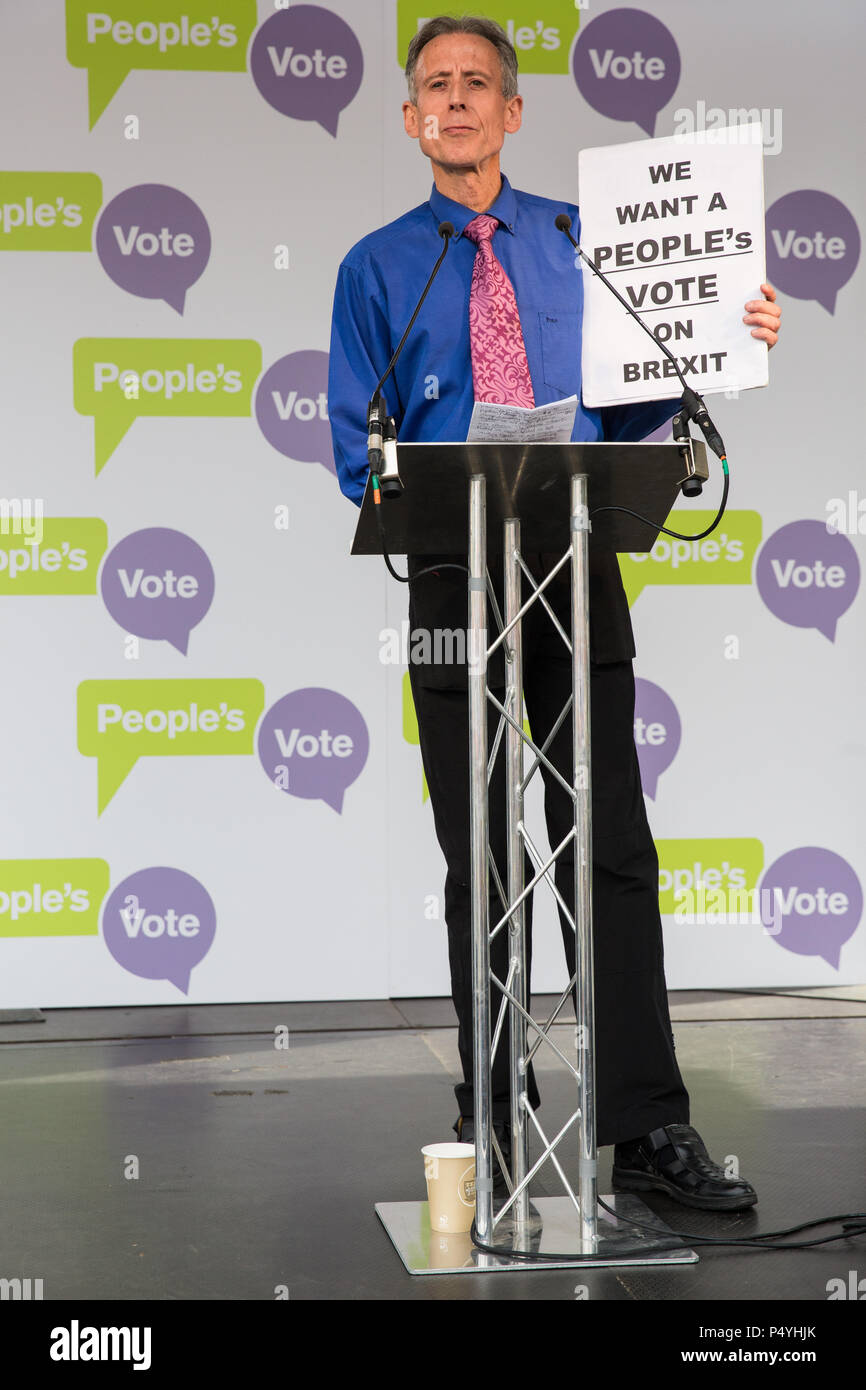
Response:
[328,15,781,1210]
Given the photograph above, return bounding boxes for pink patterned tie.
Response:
[464,214,535,407]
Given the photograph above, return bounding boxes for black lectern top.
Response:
[351,441,708,556]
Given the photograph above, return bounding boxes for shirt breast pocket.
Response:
[538,310,581,399]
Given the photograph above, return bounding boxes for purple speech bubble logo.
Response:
[572,8,680,137]
[249,5,363,138]
[100,527,215,655]
[760,848,862,969]
[766,191,860,315]
[643,419,673,444]
[255,350,334,472]
[634,677,681,799]
[258,687,369,813]
[95,184,211,314]
[102,866,216,994]
[755,520,859,642]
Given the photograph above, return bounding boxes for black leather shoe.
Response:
[612,1124,758,1211]
[455,1116,511,1196]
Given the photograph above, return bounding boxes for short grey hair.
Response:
[405,15,519,104]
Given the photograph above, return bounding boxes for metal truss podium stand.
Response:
[353,441,707,1275]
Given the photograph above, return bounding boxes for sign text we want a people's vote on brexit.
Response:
[579,125,768,407]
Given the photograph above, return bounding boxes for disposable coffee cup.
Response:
[422,1142,476,1233]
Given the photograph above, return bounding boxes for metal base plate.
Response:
[375,1194,699,1274]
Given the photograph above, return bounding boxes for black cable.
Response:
[596,1197,866,1251]
[468,1203,866,1263]
[371,474,468,584]
[469,1217,685,1261]
[591,458,730,543]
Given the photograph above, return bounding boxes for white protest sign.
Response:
[578,124,767,408]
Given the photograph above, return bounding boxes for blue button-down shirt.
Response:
[328,174,678,505]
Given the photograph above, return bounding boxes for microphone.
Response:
[367,220,455,497]
[555,213,727,482]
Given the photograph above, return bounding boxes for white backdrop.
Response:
[0,0,862,1006]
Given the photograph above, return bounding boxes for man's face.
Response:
[402,33,522,173]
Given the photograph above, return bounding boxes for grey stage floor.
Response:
[0,988,864,1302]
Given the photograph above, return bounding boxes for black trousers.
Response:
[407,558,690,1148]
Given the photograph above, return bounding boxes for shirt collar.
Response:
[429,173,518,239]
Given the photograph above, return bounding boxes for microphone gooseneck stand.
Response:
[555,213,731,542]
[364,220,469,584]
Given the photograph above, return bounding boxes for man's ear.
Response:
[504,94,523,135]
[403,100,419,139]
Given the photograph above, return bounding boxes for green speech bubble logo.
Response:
[656,838,764,918]
[402,669,532,804]
[65,0,257,129]
[402,670,429,802]
[0,858,110,936]
[73,338,263,474]
[0,518,108,595]
[78,677,265,812]
[619,510,763,605]
[397,2,582,76]
[0,172,102,250]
